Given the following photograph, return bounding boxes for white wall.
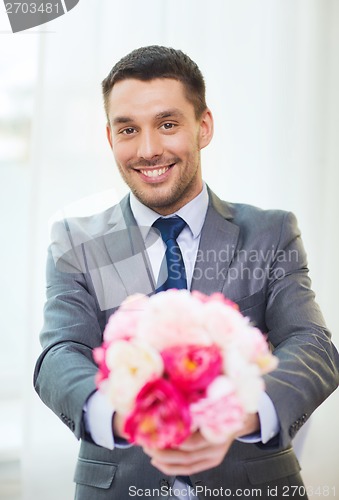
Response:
[0,1,338,498]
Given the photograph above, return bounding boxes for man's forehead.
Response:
[111,76,183,91]
[107,78,194,120]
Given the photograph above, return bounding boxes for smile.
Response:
[139,166,171,177]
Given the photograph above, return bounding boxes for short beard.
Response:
[117,137,202,214]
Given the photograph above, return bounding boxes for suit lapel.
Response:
[191,189,239,294]
[102,195,156,298]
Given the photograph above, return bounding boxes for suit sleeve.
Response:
[33,219,104,441]
[263,211,339,449]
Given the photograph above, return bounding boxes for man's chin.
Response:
[133,189,181,214]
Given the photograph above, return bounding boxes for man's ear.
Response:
[199,108,214,150]
[106,123,113,149]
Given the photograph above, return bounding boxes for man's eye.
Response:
[121,127,136,135]
[162,123,175,130]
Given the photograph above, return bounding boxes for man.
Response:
[34,46,339,500]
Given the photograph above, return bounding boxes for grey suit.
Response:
[34,189,339,499]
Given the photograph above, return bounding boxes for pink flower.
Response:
[93,342,110,385]
[103,294,149,343]
[244,328,278,374]
[225,326,278,375]
[123,378,191,449]
[201,301,251,351]
[161,344,222,401]
[138,290,211,350]
[190,376,246,443]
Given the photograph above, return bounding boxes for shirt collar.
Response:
[130,183,209,240]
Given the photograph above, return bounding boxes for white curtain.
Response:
[1,1,338,498]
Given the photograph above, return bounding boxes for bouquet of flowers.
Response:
[93,290,278,449]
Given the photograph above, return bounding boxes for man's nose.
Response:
[137,130,164,160]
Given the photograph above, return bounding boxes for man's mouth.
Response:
[135,163,176,181]
[139,166,171,177]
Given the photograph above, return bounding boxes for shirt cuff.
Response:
[83,391,131,449]
[83,390,115,449]
[238,392,280,444]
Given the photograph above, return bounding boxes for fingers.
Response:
[143,434,232,476]
[237,413,260,437]
[112,412,128,439]
[176,431,209,451]
[150,456,221,476]
[144,442,226,465]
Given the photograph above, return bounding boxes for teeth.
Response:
[140,166,169,177]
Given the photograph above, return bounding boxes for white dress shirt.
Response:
[84,184,279,499]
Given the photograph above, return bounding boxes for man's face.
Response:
[106,78,213,215]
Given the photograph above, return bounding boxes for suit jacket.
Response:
[34,188,339,499]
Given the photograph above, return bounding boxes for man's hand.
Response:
[144,431,233,476]
[143,413,260,476]
[112,411,128,440]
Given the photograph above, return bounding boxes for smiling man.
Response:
[34,46,339,500]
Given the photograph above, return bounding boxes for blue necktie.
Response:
[152,217,187,291]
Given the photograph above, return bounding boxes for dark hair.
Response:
[102,45,207,119]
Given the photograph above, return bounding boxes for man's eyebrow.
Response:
[111,116,134,126]
[111,109,184,126]
[155,109,184,120]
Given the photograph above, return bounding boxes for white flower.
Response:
[104,340,164,414]
[225,350,264,412]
